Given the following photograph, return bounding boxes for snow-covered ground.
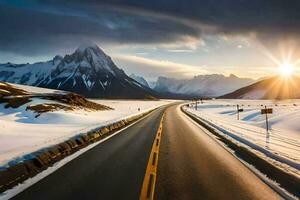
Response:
[185,99,300,175]
[0,91,172,167]
[10,83,65,94]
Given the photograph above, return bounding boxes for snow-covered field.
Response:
[9,83,65,94]
[185,99,300,175]
[0,89,172,167]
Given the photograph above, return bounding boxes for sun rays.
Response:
[255,42,300,99]
[258,40,300,80]
[279,62,294,77]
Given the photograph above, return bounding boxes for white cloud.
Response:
[158,35,205,50]
[113,54,208,81]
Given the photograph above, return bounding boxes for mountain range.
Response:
[151,74,255,98]
[3,43,287,100]
[0,44,156,99]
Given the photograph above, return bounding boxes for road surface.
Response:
[155,105,280,200]
[11,104,280,200]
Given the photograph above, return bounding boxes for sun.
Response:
[279,63,294,77]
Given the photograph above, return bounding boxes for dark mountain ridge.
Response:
[221,75,300,99]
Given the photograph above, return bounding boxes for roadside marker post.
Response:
[261,106,273,133]
[261,106,273,148]
[236,105,243,120]
[237,105,239,120]
[265,106,269,133]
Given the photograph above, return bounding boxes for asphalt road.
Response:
[11,103,281,200]
[12,106,166,200]
[155,104,281,200]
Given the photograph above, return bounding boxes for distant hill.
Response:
[0,81,111,113]
[0,43,156,99]
[153,74,254,98]
[221,76,300,99]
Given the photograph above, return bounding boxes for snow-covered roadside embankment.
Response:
[0,100,170,193]
[0,99,171,167]
[182,104,300,198]
[184,100,300,172]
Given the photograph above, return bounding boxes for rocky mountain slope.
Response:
[129,74,150,88]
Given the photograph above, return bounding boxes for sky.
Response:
[1,0,300,81]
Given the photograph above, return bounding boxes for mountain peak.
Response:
[73,43,109,64]
[76,42,101,53]
[229,74,238,78]
[53,55,63,61]
[52,43,120,77]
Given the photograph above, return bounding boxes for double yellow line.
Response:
[139,112,165,200]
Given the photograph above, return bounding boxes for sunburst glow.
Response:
[259,42,299,78]
[279,63,294,77]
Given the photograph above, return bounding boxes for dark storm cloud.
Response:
[0,1,201,56]
[1,0,300,56]
[87,0,300,34]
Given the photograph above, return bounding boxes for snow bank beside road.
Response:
[185,99,300,175]
[0,99,171,167]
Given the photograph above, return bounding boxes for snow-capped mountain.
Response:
[148,81,157,89]
[154,74,255,98]
[0,44,156,99]
[129,74,150,88]
[221,76,300,99]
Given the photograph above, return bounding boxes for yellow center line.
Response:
[139,112,165,200]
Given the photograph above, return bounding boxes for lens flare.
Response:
[258,41,299,78]
[279,63,294,77]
